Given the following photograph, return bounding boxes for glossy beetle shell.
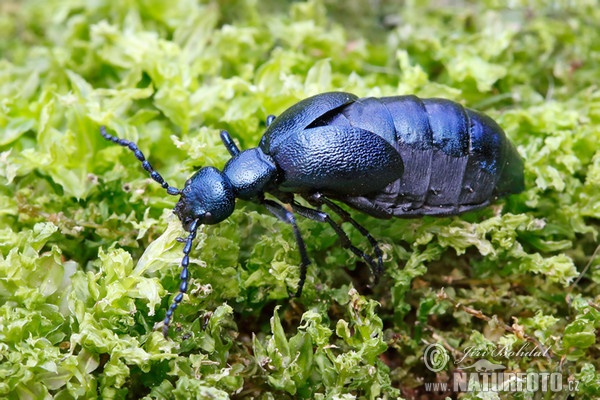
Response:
[260,92,524,218]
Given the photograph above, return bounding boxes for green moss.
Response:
[1,0,600,398]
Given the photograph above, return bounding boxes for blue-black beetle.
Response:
[100,91,524,336]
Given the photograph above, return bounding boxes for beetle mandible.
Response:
[100,91,524,337]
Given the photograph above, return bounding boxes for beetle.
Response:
[100,91,524,337]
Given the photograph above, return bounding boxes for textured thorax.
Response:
[223,148,277,200]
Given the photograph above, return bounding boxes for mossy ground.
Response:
[1,0,599,399]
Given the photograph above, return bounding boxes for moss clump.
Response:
[1,0,599,398]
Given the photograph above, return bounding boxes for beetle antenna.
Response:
[100,126,180,196]
[163,217,199,337]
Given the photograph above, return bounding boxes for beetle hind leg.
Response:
[315,196,385,278]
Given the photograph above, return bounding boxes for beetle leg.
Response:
[220,130,241,156]
[266,115,276,127]
[291,201,381,281]
[262,198,311,297]
[305,193,384,280]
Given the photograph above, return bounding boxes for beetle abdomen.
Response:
[330,95,524,217]
[260,92,522,217]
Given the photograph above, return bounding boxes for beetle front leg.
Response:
[220,130,241,156]
[262,198,311,297]
[304,193,384,280]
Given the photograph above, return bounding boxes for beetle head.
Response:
[174,166,235,230]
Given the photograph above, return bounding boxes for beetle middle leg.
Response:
[303,193,384,280]
[291,201,381,280]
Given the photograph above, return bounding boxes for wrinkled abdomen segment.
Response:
[344,96,523,217]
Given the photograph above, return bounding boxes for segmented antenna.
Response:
[99,126,180,196]
[101,125,192,337]
[163,218,199,337]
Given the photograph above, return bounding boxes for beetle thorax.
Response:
[222,148,277,200]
